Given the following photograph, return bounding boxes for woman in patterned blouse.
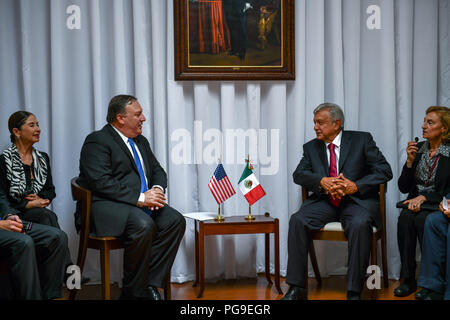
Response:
[394,106,450,298]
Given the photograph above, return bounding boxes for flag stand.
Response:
[214,203,225,222]
[245,205,255,221]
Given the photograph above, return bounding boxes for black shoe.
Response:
[119,290,151,300]
[280,286,307,300]
[148,286,162,300]
[423,290,444,300]
[415,288,431,300]
[347,291,361,300]
[120,287,160,300]
[394,280,417,297]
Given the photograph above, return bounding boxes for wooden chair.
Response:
[69,177,171,300]
[302,184,389,288]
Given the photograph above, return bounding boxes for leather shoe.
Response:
[119,290,150,300]
[422,290,444,300]
[280,286,307,300]
[393,281,417,297]
[347,291,361,300]
[414,288,430,300]
[119,286,161,300]
[148,286,162,300]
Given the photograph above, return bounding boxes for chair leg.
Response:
[164,272,171,300]
[309,241,322,285]
[100,243,111,300]
[69,239,88,300]
[370,236,378,300]
[381,236,389,288]
[370,236,377,266]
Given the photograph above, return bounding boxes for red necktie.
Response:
[328,143,341,207]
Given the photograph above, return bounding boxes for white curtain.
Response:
[0,0,449,285]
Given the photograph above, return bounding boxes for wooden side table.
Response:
[192,214,282,298]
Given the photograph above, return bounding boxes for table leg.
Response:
[265,233,272,284]
[197,221,205,298]
[274,219,282,294]
[193,220,199,287]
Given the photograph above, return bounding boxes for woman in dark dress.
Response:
[0,111,60,227]
[0,111,76,276]
[394,106,450,297]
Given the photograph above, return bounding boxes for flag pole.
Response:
[214,155,225,222]
[214,203,224,222]
[245,154,255,221]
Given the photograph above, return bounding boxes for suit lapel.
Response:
[106,125,138,172]
[338,131,351,172]
[316,140,329,175]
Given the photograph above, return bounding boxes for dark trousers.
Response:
[417,212,450,299]
[397,208,433,279]
[92,201,186,298]
[19,207,73,268]
[0,223,68,299]
[286,197,374,293]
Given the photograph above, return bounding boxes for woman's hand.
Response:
[25,194,50,209]
[403,195,427,213]
[24,194,39,201]
[406,141,418,168]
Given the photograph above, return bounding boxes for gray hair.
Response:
[313,102,345,129]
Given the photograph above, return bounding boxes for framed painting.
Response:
[174,0,295,81]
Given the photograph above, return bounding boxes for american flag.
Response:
[208,164,236,205]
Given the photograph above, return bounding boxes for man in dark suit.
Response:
[282,103,393,300]
[0,193,68,299]
[77,94,186,300]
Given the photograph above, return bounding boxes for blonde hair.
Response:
[426,106,450,144]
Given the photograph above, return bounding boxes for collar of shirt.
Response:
[325,130,342,150]
[110,124,132,146]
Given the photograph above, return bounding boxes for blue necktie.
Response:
[128,138,152,215]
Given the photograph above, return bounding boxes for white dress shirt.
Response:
[110,124,164,203]
[325,130,342,175]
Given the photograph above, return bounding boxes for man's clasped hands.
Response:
[320,174,358,200]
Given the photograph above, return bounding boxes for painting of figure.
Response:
[188,0,282,67]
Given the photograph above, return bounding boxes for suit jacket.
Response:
[293,130,393,229]
[398,141,450,204]
[76,124,167,234]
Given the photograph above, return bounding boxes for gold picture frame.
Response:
[174,0,295,81]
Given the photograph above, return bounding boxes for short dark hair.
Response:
[8,111,34,143]
[106,94,137,124]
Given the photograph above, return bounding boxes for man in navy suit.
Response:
[77,95,185,300]
[282,103,392,300]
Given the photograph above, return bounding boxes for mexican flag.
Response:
[238,162,266,206]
